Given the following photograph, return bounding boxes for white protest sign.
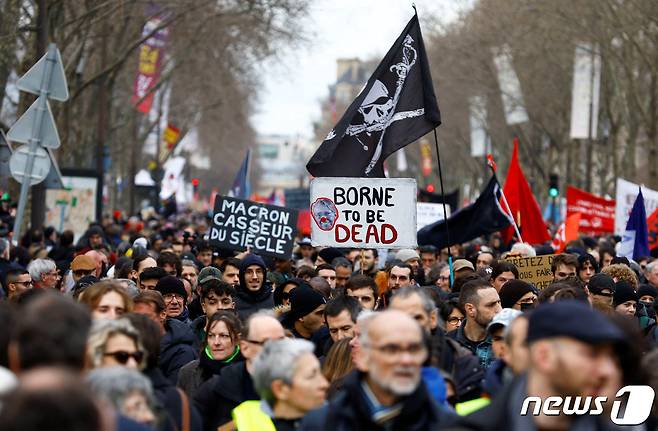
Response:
[615,178,658,235]
[310,177,417,248]
[417,202,450,231]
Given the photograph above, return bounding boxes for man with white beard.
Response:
[301,310,457,430]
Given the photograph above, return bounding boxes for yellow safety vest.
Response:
[232,400,277,431]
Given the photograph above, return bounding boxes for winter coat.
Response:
[300,370,458,431]
[160,318,198,384]
[178,348,244,399]
[194,361,258,431]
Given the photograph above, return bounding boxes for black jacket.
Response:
[144,367,202,431]
[160,318,198,384]
[194,361,258,431]
[431,329,484,401]
[300,370,457,431]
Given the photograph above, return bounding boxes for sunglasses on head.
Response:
[104,350,144,365]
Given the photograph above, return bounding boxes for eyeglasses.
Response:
[163,294,184,303]
[447,317,464,325]
[104,350,144,365]
[246,268,264,277]
[14,280,33,287]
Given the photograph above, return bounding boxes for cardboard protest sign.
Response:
[505,254,555,290]
[209,196,298,258]
[310,178,417,248]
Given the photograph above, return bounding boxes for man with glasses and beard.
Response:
[301,310,457,430]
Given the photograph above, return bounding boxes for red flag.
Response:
[551,212,582,252]
[502,138,551,244]
[566,186,615,235]
[648,208,658,250]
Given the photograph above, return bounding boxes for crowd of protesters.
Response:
[0,210,658,430]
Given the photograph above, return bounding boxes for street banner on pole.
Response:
[310,177,417,248]
[209,196,298,259]
[132,14,169,113]
[570,43,601,140]
[492,45,528,125]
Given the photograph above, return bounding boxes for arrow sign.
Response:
[16,44,69,102]
[7,95,61,149]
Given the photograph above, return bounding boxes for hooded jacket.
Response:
[160,318,199,384]
[235,254,274,320]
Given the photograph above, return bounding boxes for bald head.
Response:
[84,250,106,278]
[365,310,423,342]
[240,313,285,365]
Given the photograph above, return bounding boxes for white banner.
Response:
[570,43,601,139]
[492,45,529,125]
[310,178,417,248]
[469,95,487,157]
[615,178,658,235]
[417,202,450,231]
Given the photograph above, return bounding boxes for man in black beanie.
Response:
[612,280,638,317]
[638,284,658,319]
[235,254,274,321]
[156,275,189,322]
[283,284,328,356]
[498,280,536,311]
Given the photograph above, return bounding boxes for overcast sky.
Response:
[250,0,467,140]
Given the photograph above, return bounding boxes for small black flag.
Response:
[417,176,512,249]
[307,14,440,178]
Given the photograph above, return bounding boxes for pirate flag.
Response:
[307,13,440,178]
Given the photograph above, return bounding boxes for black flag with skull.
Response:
[307,13,440,178]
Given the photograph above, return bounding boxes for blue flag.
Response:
[619,188,650,260]
[229,149,251,199]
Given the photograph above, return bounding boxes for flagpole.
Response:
[432,129,454,286]
[486,154,524,243]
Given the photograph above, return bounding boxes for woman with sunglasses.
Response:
[79,280,133,320]
[86,318,145,370]
[178,310,244,398]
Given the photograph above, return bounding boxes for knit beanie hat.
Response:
[288,284,326,321]
[637,284,658,301]
[588,273,615,295]
[499,280,535,309]
[155,276,187,302]
[612,281,638,307]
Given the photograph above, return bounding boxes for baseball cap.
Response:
[527,301,624,344]
[453,259,475,272]
[487,308,523,335]
[70,255,96,272]
[297,237,313,247]
[198,266,222,285]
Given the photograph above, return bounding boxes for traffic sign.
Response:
[7,95,61,149]
[16,44,69,102]
[9,145,51,185]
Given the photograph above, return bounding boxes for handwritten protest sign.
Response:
[416,202,450,231]
[310,178,417,248]
[209,196,298,258]
[505,254,555,290]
